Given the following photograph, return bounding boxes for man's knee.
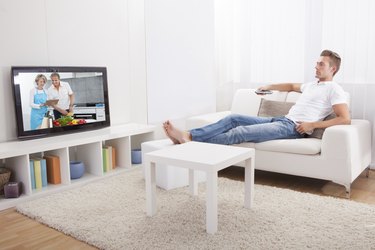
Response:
[225,114,243,122]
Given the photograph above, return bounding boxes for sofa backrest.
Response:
[230,89,292,116]
[231,88,350,116]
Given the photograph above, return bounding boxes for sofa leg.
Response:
[366,166,370,178]
[345,185,351,199]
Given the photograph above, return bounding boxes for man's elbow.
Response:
[342,117,351,125]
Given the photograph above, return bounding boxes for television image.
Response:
[11,66,110,139]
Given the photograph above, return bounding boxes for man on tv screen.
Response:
[47,72,75,119]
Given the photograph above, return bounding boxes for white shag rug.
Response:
[17,169,375,250]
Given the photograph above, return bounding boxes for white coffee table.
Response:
[144,141,255,234]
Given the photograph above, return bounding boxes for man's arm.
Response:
[258,83,302,93]
[295,103,351,134]
[52,104,68,116]
[69,93,75,113]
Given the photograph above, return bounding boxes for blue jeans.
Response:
[190,114,303,145]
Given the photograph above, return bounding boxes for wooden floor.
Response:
[1,168,375,249]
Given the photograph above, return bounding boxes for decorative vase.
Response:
[70,161,85,179]
[131,149,142,164]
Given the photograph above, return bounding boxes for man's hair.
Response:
[320,50,341,76]
[35,74,47,84]
[50,72,60,79]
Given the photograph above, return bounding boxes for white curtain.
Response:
[321,0,375,84]
[215,0,375,111]
[215,0,306,110]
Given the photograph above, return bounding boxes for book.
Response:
[33,159,42,189]
[40,158,47,187]
[112,146,116,168]
[29,160,36,189]
[107,146,113,171]
[44,155,61,184]
[102,147,108,173]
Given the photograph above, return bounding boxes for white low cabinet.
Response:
[0,123,154,210]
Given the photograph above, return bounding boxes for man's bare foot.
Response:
[163,121,179,144]
[164,121,191,144]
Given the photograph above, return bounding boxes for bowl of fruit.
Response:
[53,116,87,127]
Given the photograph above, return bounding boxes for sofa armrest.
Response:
[186,111,231,130]
[321,119,371,157]
[321,119,372,180]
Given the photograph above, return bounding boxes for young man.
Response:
[47,72,75,119]
[164,50,351,145]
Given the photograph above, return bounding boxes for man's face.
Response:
[315,56,335,81]
[51,76,60,87]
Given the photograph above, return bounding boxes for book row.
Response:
[29,145,117,190]
[29,155,61,189]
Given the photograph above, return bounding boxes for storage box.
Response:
[4,182,22,198]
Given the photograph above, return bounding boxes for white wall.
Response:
[145,0,216,127]
[0,0,147,142]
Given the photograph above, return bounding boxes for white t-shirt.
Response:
[47,81,73,110]
[285,81,347,123]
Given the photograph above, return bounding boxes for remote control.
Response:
[255,89,273,95]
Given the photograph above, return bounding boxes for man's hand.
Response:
[255,86,272,95]
[257,86,271,91]
[295,121,314,134]
[257,83,302,93]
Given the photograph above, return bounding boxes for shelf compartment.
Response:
[44,148,70,185]
[69,142,103,178]
[3,155,31,196]
[103,137,131,169]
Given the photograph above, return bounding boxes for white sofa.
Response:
[186,89,372,194]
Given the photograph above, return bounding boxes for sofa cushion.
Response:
[258,99,295,117]
[255,138,322,155]
[306,113,337,139]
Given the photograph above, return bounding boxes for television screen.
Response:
[11,66,110,139]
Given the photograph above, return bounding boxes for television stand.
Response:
[0,123,154,211]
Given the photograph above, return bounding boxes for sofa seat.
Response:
[235,138,321,155]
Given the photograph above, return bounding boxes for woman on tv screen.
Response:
[29,74,48,130]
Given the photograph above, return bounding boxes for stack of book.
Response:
[29,158,47,189]
[102,145,116,172]
[29,155,61,190]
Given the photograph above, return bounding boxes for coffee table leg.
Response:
[189,169,198,195]
[244,157,254,209]
[206,171,218,234]
[145,160,157,216]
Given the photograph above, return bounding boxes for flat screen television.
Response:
[11,66,110,139]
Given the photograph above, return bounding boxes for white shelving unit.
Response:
[0,123,154,210]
